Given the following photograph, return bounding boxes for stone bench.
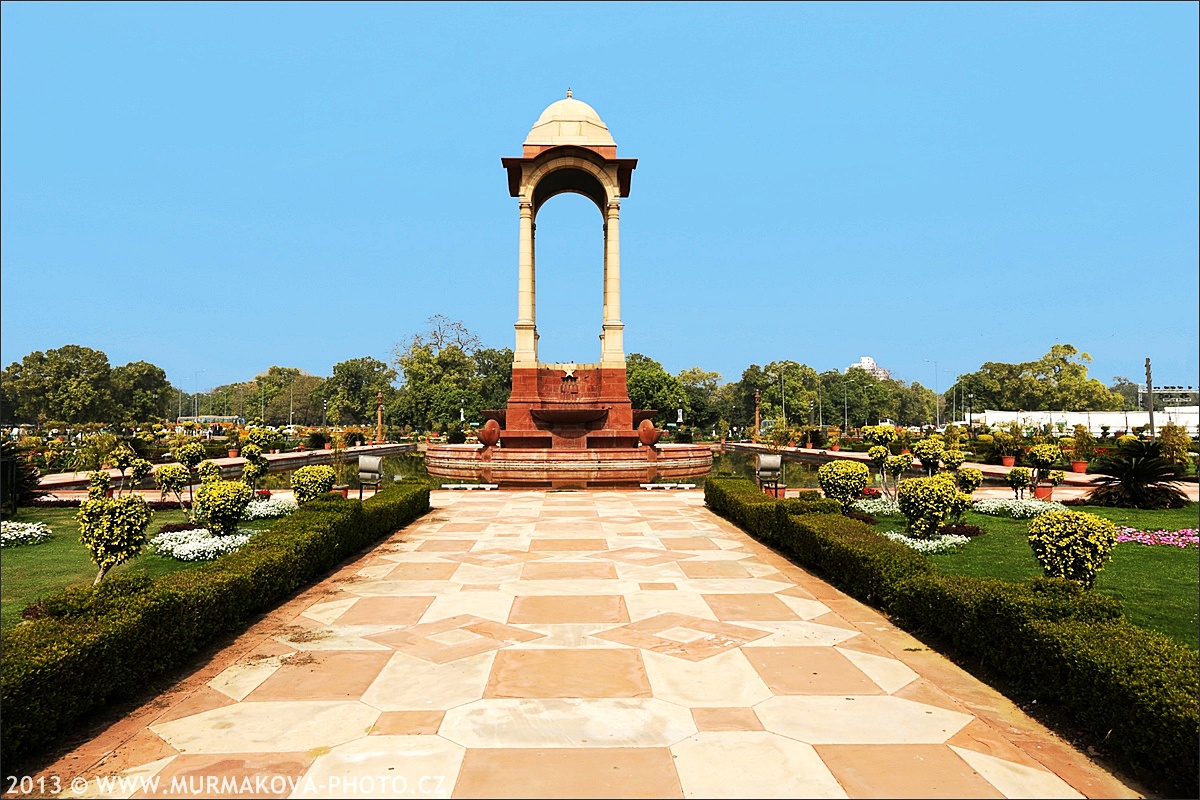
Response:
[640,483,696,490]
[441,483,499,491]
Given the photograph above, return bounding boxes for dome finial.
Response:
[566,88,572,99]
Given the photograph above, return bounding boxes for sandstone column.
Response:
[600,199,624,366]
[515,200,537,364]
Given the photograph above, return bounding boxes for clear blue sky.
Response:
[3,2,1197,398]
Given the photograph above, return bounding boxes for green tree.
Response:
[677,367,724,432]
[2,345,114,424]
[474,347,514,413]
[953,345,1125,412]
[322,358,397,425]
[626,354,687,427]
[110,361,171,423]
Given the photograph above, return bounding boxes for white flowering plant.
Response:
[149,528,258,561]
[243,497,299,520]
[879,529,970,554]
[972,497,1066,518]
[1,520,53,547]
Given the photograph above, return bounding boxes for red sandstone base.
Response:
[425,443,713,488]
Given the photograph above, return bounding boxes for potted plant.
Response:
[826,426,841,452]
[1070,425,1096,473]
[1026,443,1062,497]
[992,431,1018,466]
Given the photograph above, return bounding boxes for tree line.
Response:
[1,322,1140,435]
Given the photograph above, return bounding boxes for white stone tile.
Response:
[61,757,177,799]
[445,563,525,585]
[360,651,495,712]
[509,623,631,649]
[420,592,514,623]
[950,746,1086,799]
[643,649,772,708]
[756,696,973,744]
[672,732,848,798]
[774,594,834,620]
[301,598,359,625]
[292,736,464,799]
[499,579,637,596]
[439,698,695,748]
[274,626,393,652]
[624,591,719,622]
[347,580,459,596]
[151,701,379,754]
[208,656,284,701]
[838,647,918,694]
[739,620,860,647]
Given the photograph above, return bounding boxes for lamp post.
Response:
[924,359,940,428]
[778,366,786,425]
[193,370,206,420]
[753,390,761,442]
[967,392,974,437]
[322,399,328,429]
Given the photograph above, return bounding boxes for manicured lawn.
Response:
[1,506,280,631]
[873,502,1199,650]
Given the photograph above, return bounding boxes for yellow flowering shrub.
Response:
[1027,510,1117,588]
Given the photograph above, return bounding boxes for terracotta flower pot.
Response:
[829,444,840,452]
[1000,455,1016,467]
[228,449,239,458]
[324,443,332,450]
[1071,460,1088,473]
[1033,485,1053,500]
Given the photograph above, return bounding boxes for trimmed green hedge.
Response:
[704,477,1199,799]
[1,481,430,766]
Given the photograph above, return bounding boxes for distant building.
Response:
[846,356,890,380]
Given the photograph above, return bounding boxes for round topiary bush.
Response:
[1026,509,1118,588]
[194,479,253,537]
[292,465,337,504]
[155,463,190,508]
[911,438,945,475]
[817,460,870,514]
[1004,467,1033,497]
[940,449,966,471]
[867,445,889,468]
[897,473,971,539]
[861,425,897,448]
[75,495,154,584]
[197,460,222,483]
[955,467,984,494]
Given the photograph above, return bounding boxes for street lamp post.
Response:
[193,370,206,420]
[924,359,940,428]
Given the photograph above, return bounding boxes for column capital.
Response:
[606,199,620,213]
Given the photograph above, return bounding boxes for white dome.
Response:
[524,91,616,147]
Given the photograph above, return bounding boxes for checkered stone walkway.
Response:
[46,490,1139,798]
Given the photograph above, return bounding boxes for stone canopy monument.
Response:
[425,93,712,487]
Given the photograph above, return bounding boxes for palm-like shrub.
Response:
[1085,440,1188,509]
[0,439,46,513]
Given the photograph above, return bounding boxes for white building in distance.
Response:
[846,356,890,380]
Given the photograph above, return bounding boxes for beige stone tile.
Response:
[151,701,379,754]
[439,698,695,748]
[485,649,651,698]
[500,579,635,596]
[816,744,1004,798]
[756,696,973,744]
[508,595,629,624]
[690,707,764,732]
[528,538,608,551]
[360,651,495,712]
[521,561,617,580]
[672,732,847,799]
[950,746,1085,799]
[703,593,801,621]
[133,753,312,798]
[643,649,772,708]
[292,736,463,799]
[744,647,884,696]
[244,651,392,701]
[678,560,753,579]
[443,562,525,585]
[369,710,444,735]
[601,547,692,567]
[417,539,477,551]
[347,579,457,596]
[838,646,919,694]
[330,596,434,627]
[774,594,834,619]
[387,562,461,581]
[659,536,720,550]
[155,686,237,725]
[453,748,682,799]
[676,578,802,594]
[612,562,688,582]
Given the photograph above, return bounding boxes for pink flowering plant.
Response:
[1116,526,1198,548]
